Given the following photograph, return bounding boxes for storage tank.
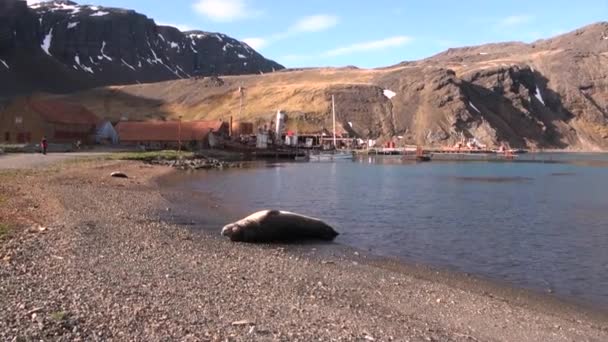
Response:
[275,110,285,137]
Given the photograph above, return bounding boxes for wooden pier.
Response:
[249,149,308,160]
[357,147,417,155]
[354,146,528,162]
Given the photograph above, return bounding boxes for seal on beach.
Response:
[221,210,339,243]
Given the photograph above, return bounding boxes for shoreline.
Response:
[157,167,608,318]
[1,160,607,340]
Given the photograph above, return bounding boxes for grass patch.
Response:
[50,311,67,321]
[107,150,194,161]
[0,169,39,179]
[0,223,11,240]
[0,144,32,153]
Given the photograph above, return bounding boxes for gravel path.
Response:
[1,161,607,341]
[0,152,109,170]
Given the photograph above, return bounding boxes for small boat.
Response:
[309,150,354,162]
[415,146,431,162]
[416,155,431,162]
[495,143,528,155]
[308,95,355,162]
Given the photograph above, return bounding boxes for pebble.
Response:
[231,320,254,326]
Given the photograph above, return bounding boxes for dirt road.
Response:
[0,152,108,169]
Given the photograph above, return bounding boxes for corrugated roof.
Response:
[28,100,99,125]
[115,120,226,142]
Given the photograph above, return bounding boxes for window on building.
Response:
[4,132,9,142]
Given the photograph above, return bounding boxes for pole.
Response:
[239,85,243,118]
[332,95,336,149]
[229,116,233,137]
[178,116,182,156]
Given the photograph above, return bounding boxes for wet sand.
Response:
[1,160,607,341]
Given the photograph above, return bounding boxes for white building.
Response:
[95,121,118,144]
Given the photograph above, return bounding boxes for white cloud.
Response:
[243,14,338,50]
[192,0,261,22]
[243,37,267,50]
[290,15,339,33]
[324,36,413,57]
[157,22,192,32]
[499,15,533,27]
[280,54,314,62]
[277,35,414,66]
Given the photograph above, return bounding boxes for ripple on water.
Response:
[446,176,534,183]
[173,155,608,308]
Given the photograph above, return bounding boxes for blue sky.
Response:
[32,0,608,68]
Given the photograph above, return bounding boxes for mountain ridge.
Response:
[0,0,283,97]
[48,21,608,150]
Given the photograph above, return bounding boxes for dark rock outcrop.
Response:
[0,0,283,97]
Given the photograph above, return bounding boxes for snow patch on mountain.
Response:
[469,101,481,113]
[91,11,109,16]
[100,41,113,61]
[41,28,54,55]
[534,85,545,105]
[383,89,396,99]
[121,59,136,71]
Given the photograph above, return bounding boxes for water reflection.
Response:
[174,154,608,307]
[446,176,534,183]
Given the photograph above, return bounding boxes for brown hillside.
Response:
[45,22,608,149]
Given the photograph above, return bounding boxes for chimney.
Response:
[229,116,233,137]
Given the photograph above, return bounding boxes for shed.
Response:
[95,121,119,145]
[0,97,99,144]
[115,120,229,150]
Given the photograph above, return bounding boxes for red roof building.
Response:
[28,100,100,126]
[0,98,100,144]
[115,120,229,149]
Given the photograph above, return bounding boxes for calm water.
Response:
[172,153,608,307]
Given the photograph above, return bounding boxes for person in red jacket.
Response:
[41,136,48,155]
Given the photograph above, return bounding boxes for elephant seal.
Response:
[221,210,339,243]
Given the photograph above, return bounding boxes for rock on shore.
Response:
[147,157,235,170]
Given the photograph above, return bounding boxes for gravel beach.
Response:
[1,160,607,341]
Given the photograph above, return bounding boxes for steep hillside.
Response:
[7,14,608,150]
[0,0,283,97]
[50,22,607,150]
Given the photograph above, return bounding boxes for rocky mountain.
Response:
[0,0,283,97]
[52,22,608,150]
[3,0,607,150]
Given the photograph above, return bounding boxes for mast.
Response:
[239,83,243,117]
[332,95,336,148]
